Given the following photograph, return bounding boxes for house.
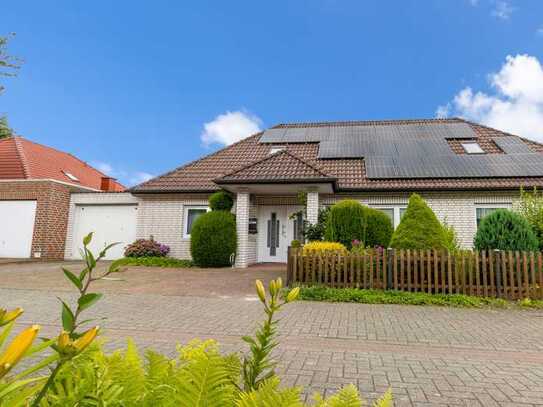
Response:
[129,118,543,267]
[0,136,126,259]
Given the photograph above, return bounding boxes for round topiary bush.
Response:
[363,207,393,248]
[389,194,446,250]
[474,209,539,251]
[190,211,237,267]
[209,190,234,211]
[324,200,366,249]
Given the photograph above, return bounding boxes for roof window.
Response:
[63,171,80,182]
[461,142,485,154]
[269,146,285,154]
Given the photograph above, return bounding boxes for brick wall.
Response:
[0,180,71,259]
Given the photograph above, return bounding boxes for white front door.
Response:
[72,204,138,260]
[257,205,302,263]
[0,200,37,258]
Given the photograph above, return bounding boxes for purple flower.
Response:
[352,239,361,247]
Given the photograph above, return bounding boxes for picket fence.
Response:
[286,247,543,299]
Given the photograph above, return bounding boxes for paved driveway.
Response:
[1,261,543,406]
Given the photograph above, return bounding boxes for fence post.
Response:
[494,249,502,298]
[287,246,292,286]
[387,248,394,290]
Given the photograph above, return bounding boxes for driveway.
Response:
[2,261,543,406]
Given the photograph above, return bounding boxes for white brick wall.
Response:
[321,191,520,248]
[306,191,319,224]
[64,192,140,259]
[235,191,250,267]
[136,193,210,259]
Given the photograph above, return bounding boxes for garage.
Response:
[72,204,138,260]
[0,200,37,258]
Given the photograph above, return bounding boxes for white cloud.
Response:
[436,54,543,142]
[468,0,479,6]
[91,161,154,187]
[201,110,262,147]
[492,0,513,20]
[537,27,543,36]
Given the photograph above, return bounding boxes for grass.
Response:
[297,286,543,309]
[115,257,194,268]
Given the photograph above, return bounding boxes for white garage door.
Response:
[73,204,138,260]
[0,200,37,258]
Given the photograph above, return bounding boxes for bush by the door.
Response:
[389,194,446,250]
[209,190,234,211]
[324,200,366,249]
[474,209,539,251]
[190,211,237,267]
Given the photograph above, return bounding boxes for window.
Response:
[183,206,209,238]
[63,171,79,182]
[462,142,485,154]
[269,146,285,154]
[475,205,511,227]
[373,206,407,229]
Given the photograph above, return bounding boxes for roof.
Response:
[132,118,543,193]
[0,136,125,191]
[216,150,336,185]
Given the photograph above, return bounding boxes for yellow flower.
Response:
[73,327,99,352]
[269,280,277,296]
[0,325,40,379]
[275,278,283,291]
[255,280,266,303]
[0,308,24,327]
[286,287,300,303]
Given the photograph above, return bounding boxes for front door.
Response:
[257,206,302,263]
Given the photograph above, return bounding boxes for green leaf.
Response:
[83,232,93,246]
[0,320,15,348]
[62,267,82,290]
[78,293,103,312]
[59,299,75,332]
[98,242,121,259]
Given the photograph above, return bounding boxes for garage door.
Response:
[73,204,138,260]
[0,200,37,258]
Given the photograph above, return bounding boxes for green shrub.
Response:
[116,256,194,268]
[304,206,330,241]
[473,209,539,251]
[190,211,237,267]
[518,187,543,249]
[298,286,509,308]
[290,239,301,248]
[389,194,446,250]
[441,219,461,252]
[324,200,366,248]
[363,207,393,247]
[209,190,234,211]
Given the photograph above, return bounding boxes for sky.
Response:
[2,0,543,186]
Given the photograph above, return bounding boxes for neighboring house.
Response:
[130,118,543,267]
[0,136,126,259]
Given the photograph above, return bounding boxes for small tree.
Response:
[518,187,543,249]
[389,194,446,250]
[324,200,366,249]
[363,207,393,248]
[0,116,12,138]
[209,190,234,211]
[304,206,330,241]
[474,209,538,251]
[190,211,237,267]
[0,33,21,94]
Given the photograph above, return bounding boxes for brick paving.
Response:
[2,262,543,406]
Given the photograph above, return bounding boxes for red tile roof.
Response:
[132,118,543,193]
[0,136,125,191]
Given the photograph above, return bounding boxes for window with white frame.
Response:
[183,206,209,238]
[475,204,511,227]
[462,142,485,154]
[372,206,407,229]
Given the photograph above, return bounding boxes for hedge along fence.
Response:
[287,247,543,300]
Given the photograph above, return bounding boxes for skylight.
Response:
[63,171,80,182]
[269,146,285,154]
[461,143,485,154]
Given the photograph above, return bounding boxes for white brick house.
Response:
[130,118,543,268]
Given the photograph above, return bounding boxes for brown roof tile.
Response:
[132,118,543,193]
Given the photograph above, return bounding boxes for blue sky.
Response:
[2,0,543,186]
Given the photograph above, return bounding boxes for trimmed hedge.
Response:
[190,211,237,267]
[209,190,234,211]
[474,209,539,251]
[363,207,393,248]
[324,200,366,248]
[390,194,446,250]
[116,257,193,268]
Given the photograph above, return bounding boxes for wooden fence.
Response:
[287,248,543,300]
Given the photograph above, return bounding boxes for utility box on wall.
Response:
[248,217,258,234]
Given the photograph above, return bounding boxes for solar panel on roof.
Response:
[493,136,534,154]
